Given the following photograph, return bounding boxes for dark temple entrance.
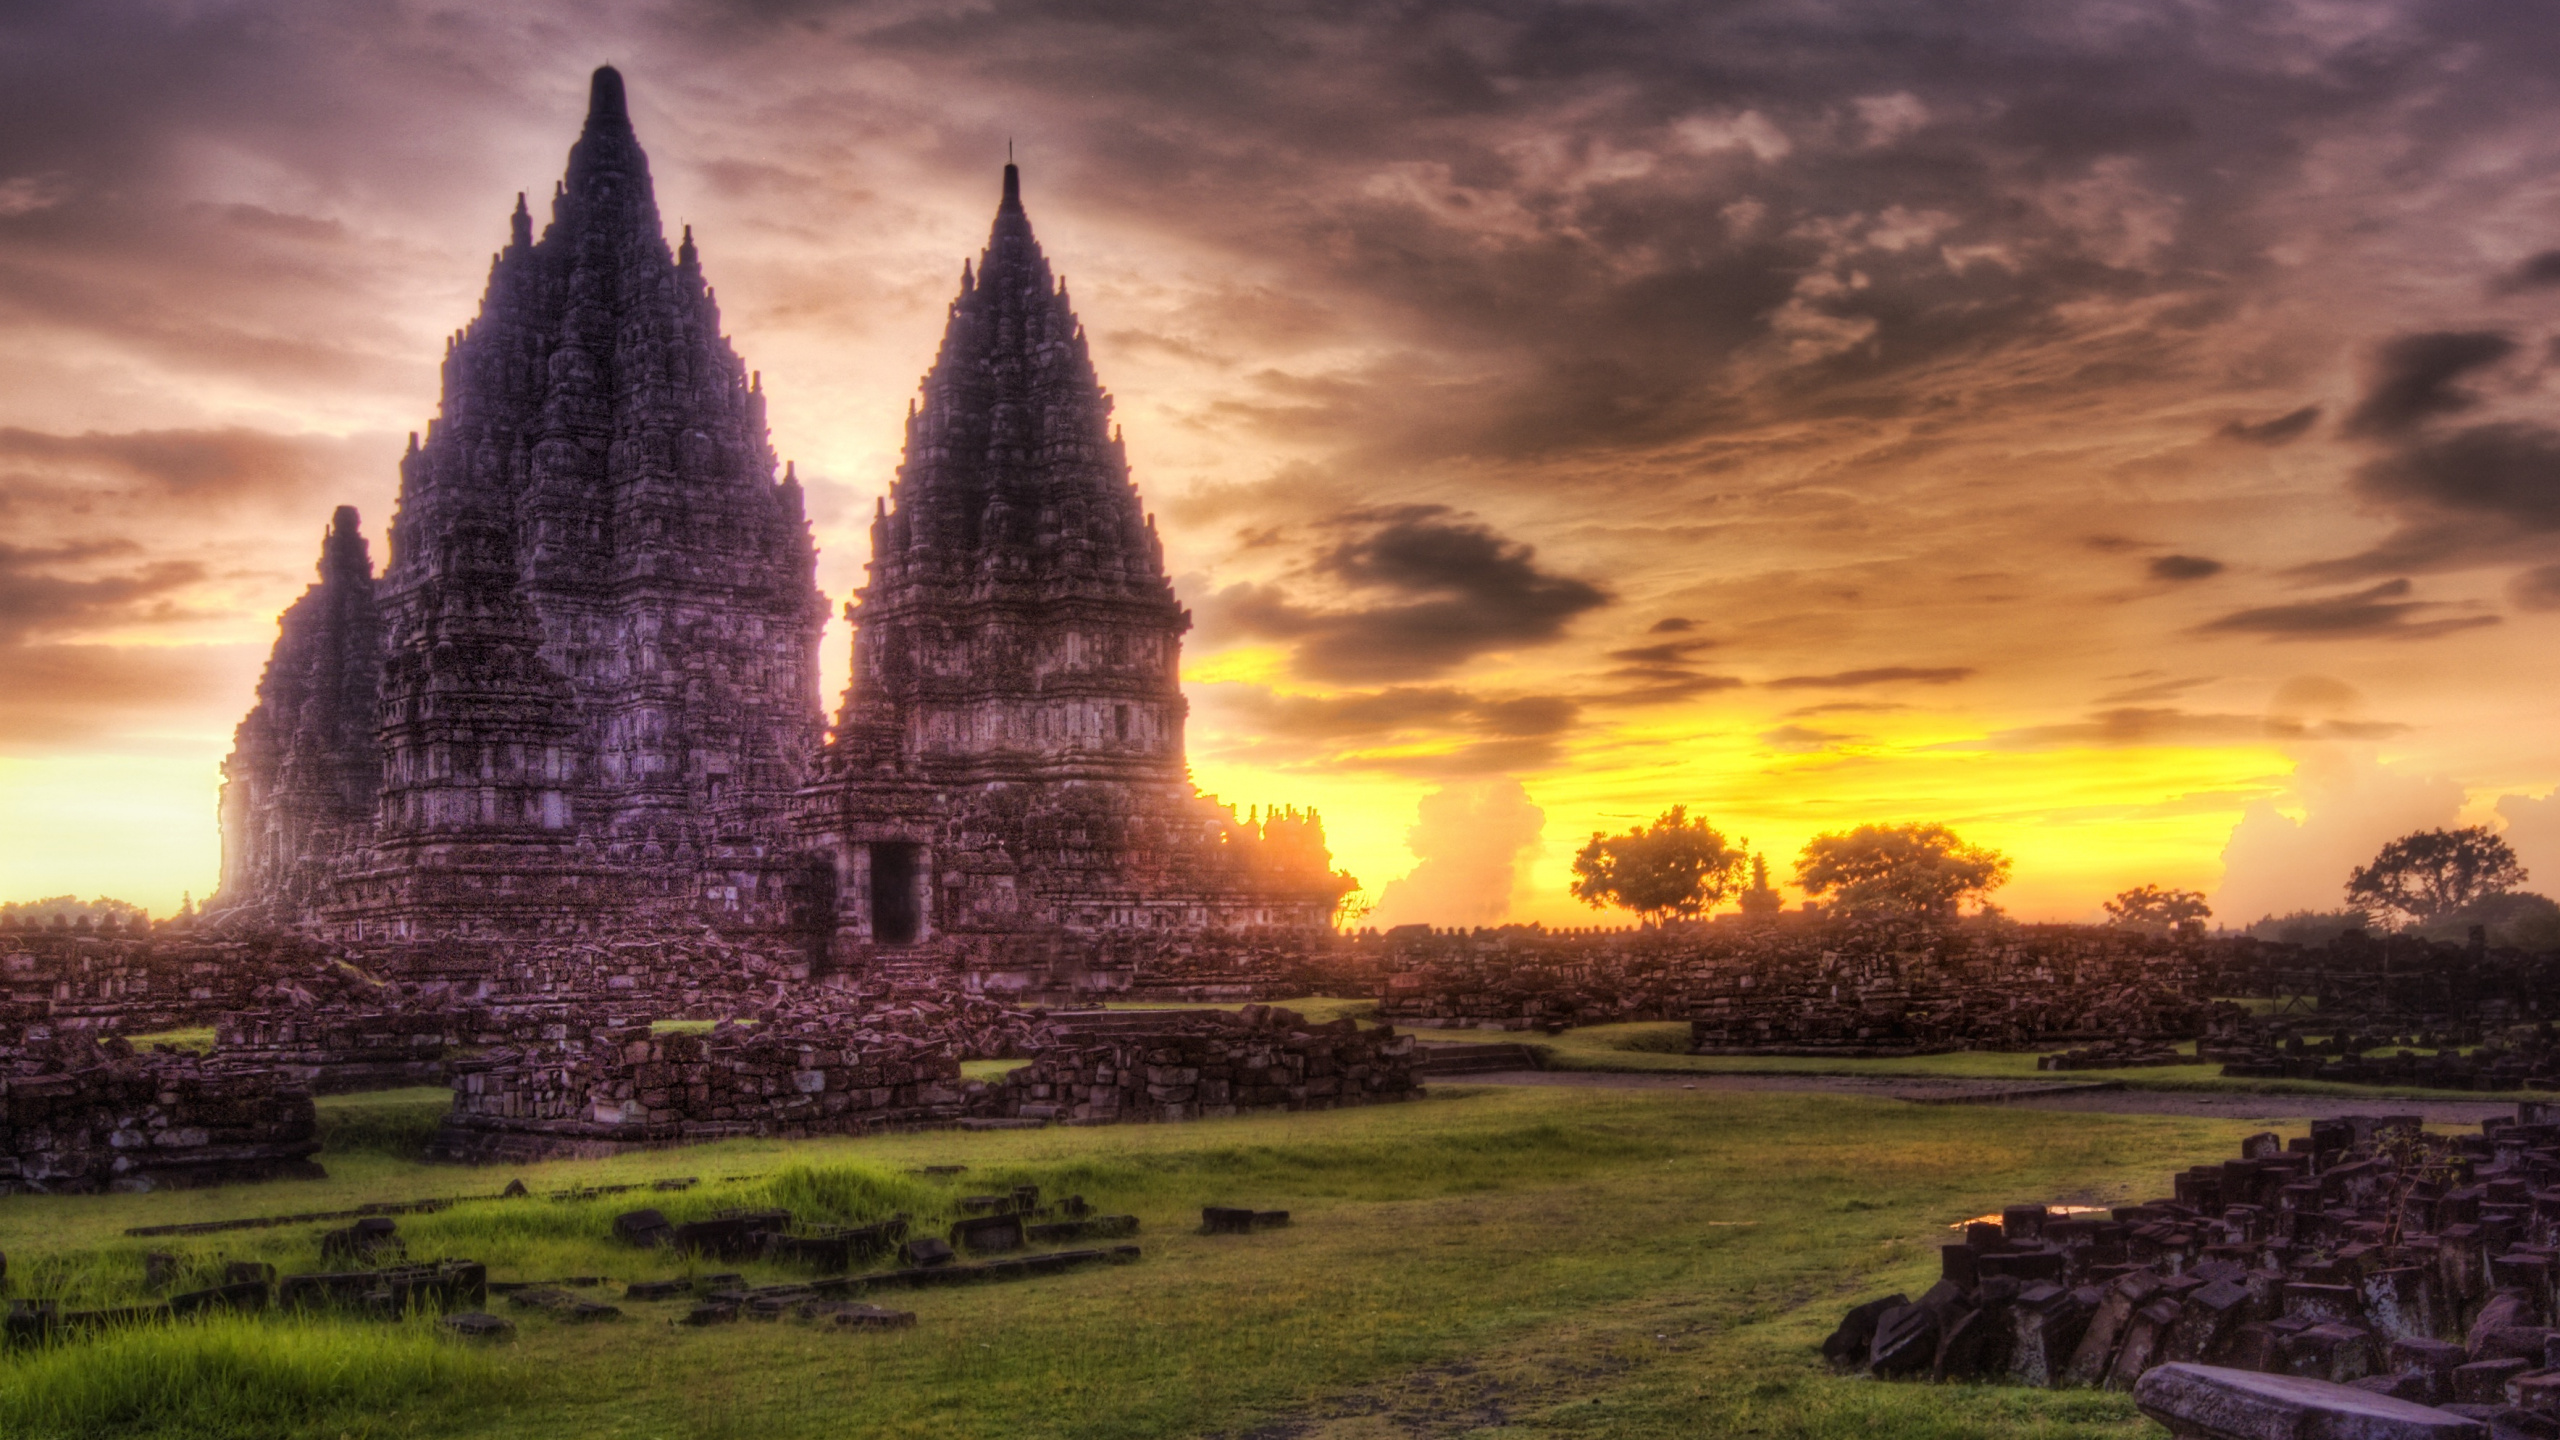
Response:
[869,843,921,945]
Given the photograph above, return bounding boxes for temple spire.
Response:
[585,64,630,132]
[1001,161,1021,213]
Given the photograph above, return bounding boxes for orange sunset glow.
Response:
[5,3,2559,927]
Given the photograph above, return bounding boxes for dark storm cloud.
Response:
[2218,407,2320,446]
[2343,331,2517,438]
[1202,682,1580,776]
[1765,666,1974,689]
[1202,505,1608,682]
[2514,565,2560,611]
[2356,424,2560,533]
[2302,420,2560,580]
[2497,251,2560,293]
[2199,578,2499,641]
[1604,638,1716,666]
[2149,554,2223,581]
[694,0,2560,476]
[1980,706,2408,751]
[0,540,206,643]
[0,427,371,508]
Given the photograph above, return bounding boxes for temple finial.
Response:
[511,192,531,248]
[586,66,629,129]
[1001,159,1021,213]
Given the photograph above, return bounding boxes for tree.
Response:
[1736,853,1785,917]
[1794,822,2010,920]
[2346,826,2527,928]
[2104,884,2211,936]
[1570,806,1747,924]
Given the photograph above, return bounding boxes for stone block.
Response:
[2132,1362,2486,1438]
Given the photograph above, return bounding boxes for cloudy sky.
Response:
[6,0,2560,926]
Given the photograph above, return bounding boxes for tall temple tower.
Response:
[216,68,829,937]
[795,165,1351,980]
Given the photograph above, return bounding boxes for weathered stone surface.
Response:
[0,1033,322,1195]
[2132,1362,2485,1439]
[215,67,827,944]
[791,161,1351,986]
[441,1311,515,1340]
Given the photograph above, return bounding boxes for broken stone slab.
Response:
[1026,1215,1138,1243]
[798,1301,916,1330]
[169,1279,270,1316]
[2134,1362,2487,1439]
[901,1237,955,1269]
[505,1288,622,1321]
[1823,1293,1908,1371]
[441,1311,514,1340]
[624,1280,691,1301]
[950,1212,1024,1254]
[612,1209,672,1247]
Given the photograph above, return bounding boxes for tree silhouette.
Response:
[1570,806,1747,924]
[2346,826,2526,927]
[2104,884,2211,935]
[1794,822,2009,920]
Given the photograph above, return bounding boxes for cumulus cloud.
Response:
[1201,505,1609,682]
[2495,791,2560,893]
[1367,779,1546,929]
[2214,752,2467,923]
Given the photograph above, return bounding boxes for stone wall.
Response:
[430,1016,973,1162]
[0,1034,322,1194]
[985,1005,1421,1123]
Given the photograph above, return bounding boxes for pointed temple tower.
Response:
[793,164,1352,983]
[216,68,829,937]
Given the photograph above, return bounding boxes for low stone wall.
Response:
[986,1005,1421,1123]
[430,1019,972,1163]
[1,931,339,1034]
[0,1035,322,1194]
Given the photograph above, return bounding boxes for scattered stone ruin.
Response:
[1826,1101,2560,1436]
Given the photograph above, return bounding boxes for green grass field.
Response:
[0,1080,2284,1440]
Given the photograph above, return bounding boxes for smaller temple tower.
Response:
[215,506,385,921]
[795,164,1353,982]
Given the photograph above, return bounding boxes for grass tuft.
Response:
[0,1312,508,1440]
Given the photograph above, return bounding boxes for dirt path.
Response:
[1446,1068,2519,1125]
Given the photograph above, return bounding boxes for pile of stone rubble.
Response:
[1826,1102,2560,1436]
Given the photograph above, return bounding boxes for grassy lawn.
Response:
[0,1080,2279,1440]
[1414,1021,2531,1101]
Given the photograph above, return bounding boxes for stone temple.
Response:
[214,67,1350,974]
